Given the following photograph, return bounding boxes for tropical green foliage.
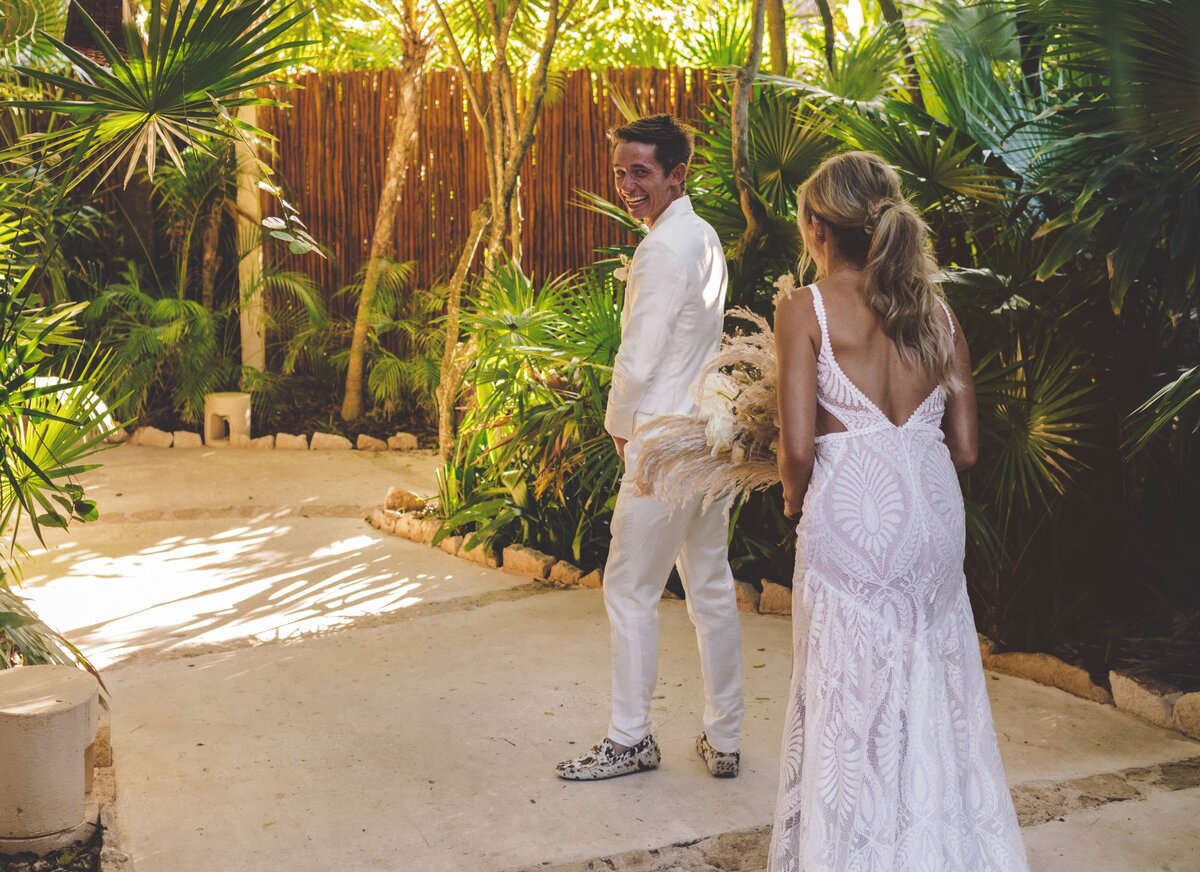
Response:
[437,261,622,566]
[7,0,309,188]
[279,257,442,422]
[0,270,121,670]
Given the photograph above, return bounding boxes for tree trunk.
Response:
[815,0,835,71]
[877,0,924,111]
[436,202,491,459]
[732,0,769,268]
[341,43,430,421]
[765,0,787,75]
[199,194,223,311]
[235,104,265,372]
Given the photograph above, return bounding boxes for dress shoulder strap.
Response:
[809,284,830,353]
[937,298,955,338]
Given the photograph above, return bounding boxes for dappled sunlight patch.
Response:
[17,521,457,668]
[310,535,377,559]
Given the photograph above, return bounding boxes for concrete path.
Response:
[18,446,1200,872]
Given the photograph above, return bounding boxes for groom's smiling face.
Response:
[612,141,685,227]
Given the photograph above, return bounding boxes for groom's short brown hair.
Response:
[608,114,695,174]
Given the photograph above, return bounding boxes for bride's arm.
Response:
[941,306,978,472]
[774,291,820,518]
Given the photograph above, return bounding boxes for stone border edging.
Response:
[120,426,423,452]
[372,490,797,619]
[977,636,1200,742]
[94,713,134,871]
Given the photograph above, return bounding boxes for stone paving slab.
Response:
[101,588,1199,872]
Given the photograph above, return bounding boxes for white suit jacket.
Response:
[604,195,728,442]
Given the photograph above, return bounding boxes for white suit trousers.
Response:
[603,438,745,753]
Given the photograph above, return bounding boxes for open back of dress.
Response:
[768,284,1029,872]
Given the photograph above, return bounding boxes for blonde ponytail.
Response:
[796,152,960,392]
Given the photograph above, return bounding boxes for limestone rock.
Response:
[413,517,441,545]
[388,432,419,451]
[734,580,760,613]
[103,428,129,444]
[130,426,173,447]
[503,544,557,579]
[578,569,603,589]
[357,434,388,451]
[100,847,132,872]
[369,508,385,529]
[701,826,770,870]
[438,534,463,555]
[392,513,419,540]
[1110,671,1181,729]
[99,802,117,836]
[1173,693,1200,740]
[250,435,275,450]
[276,432,308,450]
[987,652,1112,704]
[458,538,500,568]
[230,432,252,447]
[758,580,792,616]
[380,510,402,534]
[92,766,116,804]
[311,432,352,450]
[385,487,425,513]
[549,561,584,588]
[173,431,202,448]
[94,718,112,767]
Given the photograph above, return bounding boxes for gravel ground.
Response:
[0,828,100,872]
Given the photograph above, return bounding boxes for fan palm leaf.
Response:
[8,0,310,189]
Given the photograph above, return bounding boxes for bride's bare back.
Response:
[813,272,942,433]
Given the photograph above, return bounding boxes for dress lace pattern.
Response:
[768,285,1029,872]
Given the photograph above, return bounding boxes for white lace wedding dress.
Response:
[768,285,1029,872]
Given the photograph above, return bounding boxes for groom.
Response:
[557,114,744,781]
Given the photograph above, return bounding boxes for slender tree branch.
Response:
[877,0,924,111]
[430,0,488,126]
[504,0,561,194]
[815,0,835,71]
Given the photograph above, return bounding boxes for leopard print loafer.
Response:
[556,735,661,781]
[696,732,739,778]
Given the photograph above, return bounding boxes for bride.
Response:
[769,151,1029,871]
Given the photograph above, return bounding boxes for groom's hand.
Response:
[612,436,627,461]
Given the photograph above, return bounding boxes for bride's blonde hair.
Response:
[796,150,959,392]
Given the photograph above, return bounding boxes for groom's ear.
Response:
[668,160,688,187]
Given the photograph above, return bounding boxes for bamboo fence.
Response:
[258,67,715,318]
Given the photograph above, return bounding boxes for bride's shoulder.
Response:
[772,281,820,342]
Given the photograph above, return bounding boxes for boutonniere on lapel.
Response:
[613,253,632,283]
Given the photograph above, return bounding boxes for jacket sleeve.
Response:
[604,243,688,441]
